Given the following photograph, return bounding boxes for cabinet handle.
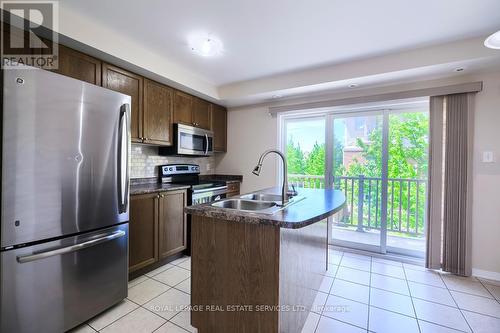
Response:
[160,194,165,198]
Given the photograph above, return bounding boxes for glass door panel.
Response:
[331,114,384,251]
[284,117,326,189]
[386,111,429,257]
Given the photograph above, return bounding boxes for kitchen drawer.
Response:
[1,224,128,333]
[226,191,240,198]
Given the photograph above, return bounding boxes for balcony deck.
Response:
[331,225,425,255]
[289,173,427,257]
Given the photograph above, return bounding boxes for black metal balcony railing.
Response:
[288,174,427,237]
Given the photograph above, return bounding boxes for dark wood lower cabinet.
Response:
[129,190,187,273]
[159,190,187,259]
[129,193,159,272]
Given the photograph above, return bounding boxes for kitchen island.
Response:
[185,187,345,333]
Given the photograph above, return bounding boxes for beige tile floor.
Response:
[69,249,500,333]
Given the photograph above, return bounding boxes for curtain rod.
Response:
[268,81,483,116]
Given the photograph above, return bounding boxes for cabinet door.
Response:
[158,190,187,258]
[211,104,227,152]
[102,63,144,142]
[173,91,193,126]
[192,98,211,130]
[129,194,159,272]
[143,79,173,145]
[54,45,101,85]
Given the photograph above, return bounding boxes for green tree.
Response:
[286,137,305,174]
[345,112,429,234]
[305,142,325,175]
[346,113,428,179]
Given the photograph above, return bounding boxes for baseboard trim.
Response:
[472,268,500,281]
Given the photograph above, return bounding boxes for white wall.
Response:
[215,106,278,194]
[216,70,500,278]
[469,71,500,279]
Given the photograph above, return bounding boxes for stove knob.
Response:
[169,167,173,171]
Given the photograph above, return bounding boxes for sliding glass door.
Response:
[385,111,429,256]
[330,113,384,252]
[283,103,429,258]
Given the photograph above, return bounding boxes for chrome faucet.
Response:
[252,149,294,205]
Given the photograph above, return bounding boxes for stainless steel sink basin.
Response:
[211,193,306,215]
[239,193,283,202]
[211,199,276,211]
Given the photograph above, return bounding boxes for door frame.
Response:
[278,98,429,257]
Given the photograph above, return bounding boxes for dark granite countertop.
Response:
[130,183,190,195]
[199,174,243,183]
[185,187,346,229]
[129,175,241,196]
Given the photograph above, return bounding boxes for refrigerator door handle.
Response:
[118,104,130,214]
[16,230,126,263]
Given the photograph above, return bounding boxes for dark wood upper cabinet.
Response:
[158,190,187,259]
[173,91,193,126]
[102,63,143,142]
[173,91,211,130]
[211,104,227,152]
[143,79,173,145]
[5,22,228,149]
[129,193,159,273]
[192,97,211,130]
[54,45,101,85]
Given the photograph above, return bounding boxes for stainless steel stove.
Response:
[159,164,227,205]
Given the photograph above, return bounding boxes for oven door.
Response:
[177,124,214,156]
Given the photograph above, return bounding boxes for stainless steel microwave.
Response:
[159,123,214,156]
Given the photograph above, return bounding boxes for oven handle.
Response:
[192,185,228,195]
[16,230,126,263]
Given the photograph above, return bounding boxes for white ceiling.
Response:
[60,0,500,87]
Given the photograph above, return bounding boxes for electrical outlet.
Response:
[482,151,494,163]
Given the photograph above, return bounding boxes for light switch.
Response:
[482,151,494,163]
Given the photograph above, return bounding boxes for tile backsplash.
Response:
[130,144,215,179]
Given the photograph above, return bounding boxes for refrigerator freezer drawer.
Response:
[1,224,128,333]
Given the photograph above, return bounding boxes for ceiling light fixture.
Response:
[484,30,500,49]
[188,33,223,57]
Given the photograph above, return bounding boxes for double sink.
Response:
[211,193,304,215]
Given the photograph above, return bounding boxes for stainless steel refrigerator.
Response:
[1,64,131,332]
